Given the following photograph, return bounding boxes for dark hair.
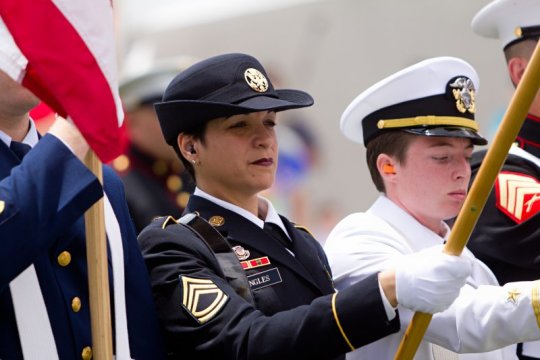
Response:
[504,38,538,63]
[171,121,208,182]
[365,131,416,192]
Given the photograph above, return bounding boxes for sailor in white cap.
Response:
[468,2,540,359]
[324,56,540,360]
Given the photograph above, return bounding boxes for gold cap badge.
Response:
[449,77,476,114]
[244,68,268,93]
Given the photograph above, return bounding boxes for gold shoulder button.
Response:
[0,200,4,215]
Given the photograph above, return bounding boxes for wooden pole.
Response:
[84,150,113,359]
[394,40,540,360]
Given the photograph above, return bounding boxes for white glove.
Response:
[395,245,472,314]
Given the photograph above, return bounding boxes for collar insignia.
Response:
[209,215,225,227]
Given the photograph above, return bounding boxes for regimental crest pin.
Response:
[448,76,476,114]
[180,276,229,324]
[244,68,268,93]
[232,245,250,261]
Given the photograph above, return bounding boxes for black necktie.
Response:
[10,141,32,160]
[264,222,293,252]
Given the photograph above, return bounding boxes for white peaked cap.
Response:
[472,0,540,49]
[340,56,486,146]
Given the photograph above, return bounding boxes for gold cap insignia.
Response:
[232,245,250,261]
[181,276,228,324]
[209,215,225,227]
[449,77,476,114]
[244,68,268,93]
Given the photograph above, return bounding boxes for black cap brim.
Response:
[156,89,313,145]
[404,126,488,145]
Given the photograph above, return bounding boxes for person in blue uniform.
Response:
[114,63,196,233]
[138,52,473,359]
[0,19,165,359]
[467,1,540,358]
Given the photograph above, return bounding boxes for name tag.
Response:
[247,267,282,291]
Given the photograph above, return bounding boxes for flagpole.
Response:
[84,150,113,360]
[394,40,540,360]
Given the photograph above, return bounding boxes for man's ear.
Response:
[507,57,528,87]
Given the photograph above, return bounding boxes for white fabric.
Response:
[510,144,540,168]
[325,195,540,360]
[10,265,59,359]
[395,245,472,314]
[9,193,132,359]
[104,195,132,360]
[194,187,290,238]
[0,16,28,83]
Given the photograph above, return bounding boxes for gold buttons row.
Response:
[56,250,91,359]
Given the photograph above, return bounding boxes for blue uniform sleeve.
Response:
[0,134,102,288]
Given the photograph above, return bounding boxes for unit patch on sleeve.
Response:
[495,171,540,224]
[180,276,229,324]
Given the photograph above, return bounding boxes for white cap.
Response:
[340,56,486,146]
[0,16,28,82]
[472,0,540,50]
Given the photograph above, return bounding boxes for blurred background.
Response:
[108,0,509,241]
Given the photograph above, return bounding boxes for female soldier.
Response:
[138,53,472,359]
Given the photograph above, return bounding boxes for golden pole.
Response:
[394,40,540,360]
[84,150,113,359]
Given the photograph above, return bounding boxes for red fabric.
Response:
[495,171,540,223]
[0,0,124,162]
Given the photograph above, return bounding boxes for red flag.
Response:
[0,0,124,162]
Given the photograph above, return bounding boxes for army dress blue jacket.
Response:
[139,194,399,360]
[0,134,165,359]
